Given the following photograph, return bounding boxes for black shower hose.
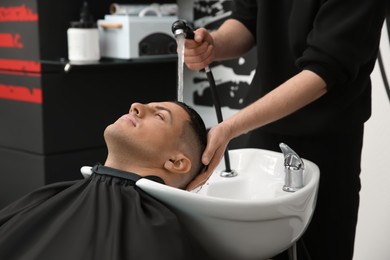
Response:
[378,17,390,104]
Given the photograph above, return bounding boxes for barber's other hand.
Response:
[185,123,231,191]
[184,28,215,71]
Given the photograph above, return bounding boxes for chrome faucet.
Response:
[279,143,304,192]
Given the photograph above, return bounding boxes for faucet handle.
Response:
[279,143,304,192]
[279,143,304,170]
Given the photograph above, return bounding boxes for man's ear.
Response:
[164,154,192,174]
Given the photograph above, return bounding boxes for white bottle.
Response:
[67,2,100,62]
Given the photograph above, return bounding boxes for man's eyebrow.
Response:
[154,105,172,117]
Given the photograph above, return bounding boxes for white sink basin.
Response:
[136,148,320,260]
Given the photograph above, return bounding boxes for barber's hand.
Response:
[184,28,215,71]
[186,123,231,191]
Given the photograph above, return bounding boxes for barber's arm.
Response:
[187,70,327,190]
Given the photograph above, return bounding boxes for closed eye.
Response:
[156,113,164,120]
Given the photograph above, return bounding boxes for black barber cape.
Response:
[0,164,204,260]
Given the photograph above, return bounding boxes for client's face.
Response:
[104,102,189,161]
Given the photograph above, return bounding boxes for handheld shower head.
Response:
[171,19,234,176]
[171,19,195,40]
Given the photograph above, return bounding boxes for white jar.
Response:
[67,27,100,62]
[67,2,100,62]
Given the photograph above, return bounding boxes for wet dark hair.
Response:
[173,101,207,176]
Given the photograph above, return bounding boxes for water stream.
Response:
[176,34,185,102]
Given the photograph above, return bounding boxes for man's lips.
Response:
[120,114,137,127]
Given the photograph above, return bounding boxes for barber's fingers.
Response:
[204,144,226,177]
[185,139,226,191]
[201,125,230,172]
[184,28,215,71]
[194,28,213,44]
[186,125,230,191]
[184,28,212,50]
[185,170,212,191]
[185,45,214,71]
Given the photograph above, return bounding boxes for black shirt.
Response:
[231,0,386,135]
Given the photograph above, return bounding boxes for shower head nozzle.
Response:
[171,19,195,40]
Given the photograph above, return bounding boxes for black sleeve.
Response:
[296,0,386,90]
[230,0,258,40]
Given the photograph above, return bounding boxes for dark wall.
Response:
[0,0,178,208]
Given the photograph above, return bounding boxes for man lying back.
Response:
[0,101,209,260]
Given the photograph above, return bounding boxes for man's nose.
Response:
[129,103,145,117]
